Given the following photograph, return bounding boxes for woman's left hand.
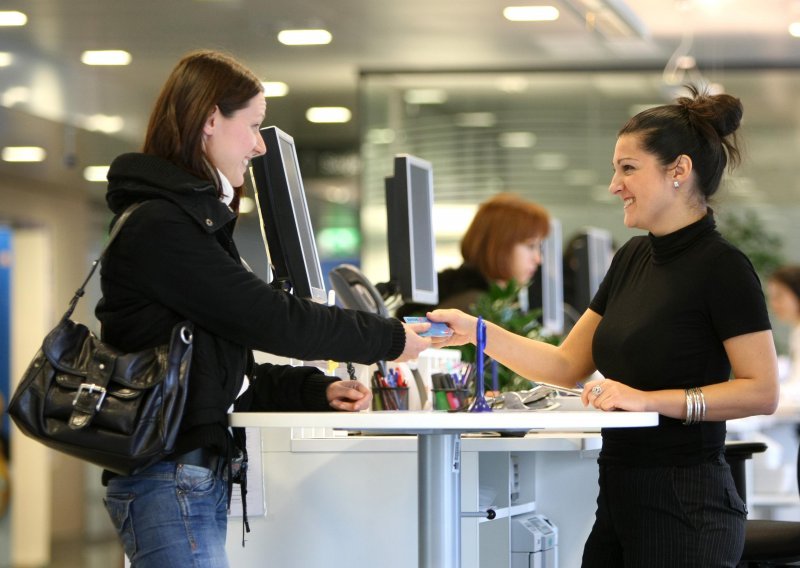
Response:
[327,380,373,412]
[582,378,649,412]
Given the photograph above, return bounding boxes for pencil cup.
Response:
[371,387,409,411]
[432,388,470,411]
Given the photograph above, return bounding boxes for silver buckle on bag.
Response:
[74,383,107,411]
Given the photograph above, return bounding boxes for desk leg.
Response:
[418,433,461,568]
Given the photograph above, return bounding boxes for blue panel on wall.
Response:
[0,226,10,435]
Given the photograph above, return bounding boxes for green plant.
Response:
[717,209,785,279]
[450,281,563,392]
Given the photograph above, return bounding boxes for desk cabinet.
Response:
[227,429,602,568]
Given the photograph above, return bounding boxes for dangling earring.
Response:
[673,180,680,189]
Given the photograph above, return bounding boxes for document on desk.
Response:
[228,427,266,517]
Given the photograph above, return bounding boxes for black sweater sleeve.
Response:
[236,363,338,412]
[116,201,406,363]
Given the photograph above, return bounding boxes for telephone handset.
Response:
[328,263,389,317]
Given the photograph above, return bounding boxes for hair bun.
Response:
[677,85,743,139]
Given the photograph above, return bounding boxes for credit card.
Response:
[403,316,454,337]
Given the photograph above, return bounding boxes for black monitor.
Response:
[384,154,439,305]
[249,126,327,304]
[563,227,613,315]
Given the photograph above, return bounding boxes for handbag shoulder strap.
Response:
[64,201,146,319]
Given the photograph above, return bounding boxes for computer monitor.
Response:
[249,126,327,304]
[563,227,614,315]
[384,154,439,305]
[525,218,564,335]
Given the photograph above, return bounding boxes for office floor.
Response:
[0,509,123,568]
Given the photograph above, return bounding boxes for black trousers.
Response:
[582,455,747,568]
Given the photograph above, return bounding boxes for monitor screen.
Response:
[249,126,327,304]
[385,154,438,305]
[525,218,565,335]
[563,227,613,315]
[540,218,564,335]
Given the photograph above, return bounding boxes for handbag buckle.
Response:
[74,383,107,411]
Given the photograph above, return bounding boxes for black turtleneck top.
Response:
[589,212,771,466]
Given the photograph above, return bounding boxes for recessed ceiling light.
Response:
[404,89,448,105]
[498,131,537,148]
[83,166,110,182]
[455,112,497,128]
[2,146,46,162]
[790,22,800,38]
[277,29,332,46]
[82,114,125,133]
[0,11,27,26]
[366,128,396,145]
[503,6,559,22]
[81,50,132,66]
[261,81,289,97]
[0,52,13,67]
[532,152,568,171]
[306,107,351,123]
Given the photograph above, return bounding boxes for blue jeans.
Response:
[104,461,229,568]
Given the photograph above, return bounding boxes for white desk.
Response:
[231,405,658,568]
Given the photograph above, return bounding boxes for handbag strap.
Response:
[64,201,146,319]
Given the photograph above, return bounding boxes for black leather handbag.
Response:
[8,203,194,475]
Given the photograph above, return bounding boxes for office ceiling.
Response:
[1,0,800,206]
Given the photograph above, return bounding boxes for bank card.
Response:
[403,316,454,337]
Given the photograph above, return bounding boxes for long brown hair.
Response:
[460,193,550,282]
[143,50,263,206]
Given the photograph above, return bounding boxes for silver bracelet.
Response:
[683,387,706,425]
[684,388,694,425]
[697,388,706,422]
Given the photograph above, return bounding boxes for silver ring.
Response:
[591,385,603,396]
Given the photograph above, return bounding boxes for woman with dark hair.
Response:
[431,86,779,567]
[96,50,434,567]
[397,192,550,317]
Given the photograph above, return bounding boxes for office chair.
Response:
[724,441,800,567]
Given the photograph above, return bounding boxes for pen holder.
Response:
[432,388,470,411]
[371,387,409,411]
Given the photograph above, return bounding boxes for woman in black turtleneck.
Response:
[430,86,779,567]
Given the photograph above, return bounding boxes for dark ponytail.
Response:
[619,85,744,201]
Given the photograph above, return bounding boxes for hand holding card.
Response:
[403,316,454,338]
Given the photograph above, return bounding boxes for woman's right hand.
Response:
[426,309,478,347]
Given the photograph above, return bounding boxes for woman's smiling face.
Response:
[609,133,680,235]
[203,93,267,186]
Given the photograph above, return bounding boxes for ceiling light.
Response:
[498,131,537,148]
[306,107,351,123]
[790,22,800,38]
[0,11,27,26]
[404,89,448,105]
[262,81,289,97]
[366,128,396,145]
[0,52,13,67]
[83,114,125,133]
[81,50,132,66]
[498,76,529,93]
[83,166,110,182]
[532,152,568,171]
[277,29,332,46]
[2,146,46,162]
[455,112,497,128]
[503,6,559,22]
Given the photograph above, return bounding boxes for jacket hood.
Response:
[106,153,235,231]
